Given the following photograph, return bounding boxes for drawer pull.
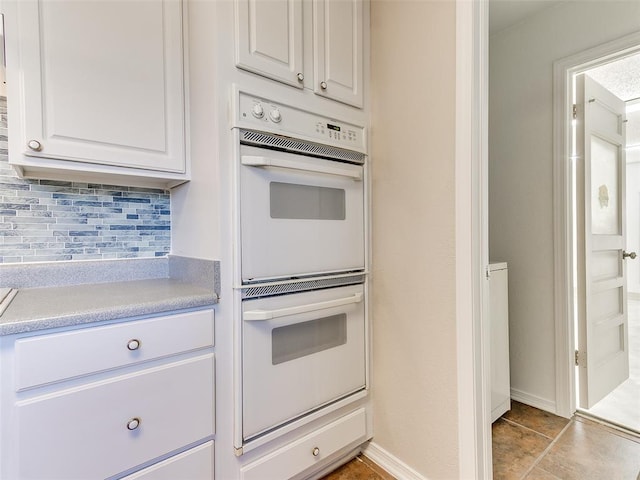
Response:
[127,339,141,351]
[312,447,320,457]
[126,417,141,431]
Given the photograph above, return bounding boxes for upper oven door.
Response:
[240,144,365,282]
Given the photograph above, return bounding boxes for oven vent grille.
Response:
[240,129,366,165]
[242,274,366,299]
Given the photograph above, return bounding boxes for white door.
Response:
[6,0,186,172]
[575,74,630,408]
[312,0,364,108]
[235,0,304,88]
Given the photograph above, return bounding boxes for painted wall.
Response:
[489,1,640,410]
[370,1,459,477]
[0,98,171,263]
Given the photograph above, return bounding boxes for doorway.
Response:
[556,40,640,433]
[572,58,640,433]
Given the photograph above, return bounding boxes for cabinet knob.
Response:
[297,72,304,82]
[320,81,327,90]
[623,251,637,260]
[126,417,141,431]
[27,140,43,152]
[312,447,320,457]
[127,339,141,351]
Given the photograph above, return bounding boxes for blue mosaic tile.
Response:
[0,96,171,264]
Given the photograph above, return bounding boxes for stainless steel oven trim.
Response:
[240,273,366,299]
[239,129,366,165]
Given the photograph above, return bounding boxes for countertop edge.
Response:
[0,291,218,336]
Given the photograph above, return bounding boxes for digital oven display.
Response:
[327,123,341,132]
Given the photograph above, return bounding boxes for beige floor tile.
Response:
[492,418,552,480]
[321,455,392,480]
[536,418,640,479]
[360,455,397,480]
[502,401,571,439]
[523,467,562,479]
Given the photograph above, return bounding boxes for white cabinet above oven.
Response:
[234,0,365,108]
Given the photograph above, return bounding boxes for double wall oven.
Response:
[232,88,369,452]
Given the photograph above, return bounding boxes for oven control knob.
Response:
[251,103,265,119]
[269,108,282,123]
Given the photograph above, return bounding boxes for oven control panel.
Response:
[235,90,366,153]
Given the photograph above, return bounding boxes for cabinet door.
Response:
[235,0,304,88]
[8,0,185,173]
[313,0,363,108]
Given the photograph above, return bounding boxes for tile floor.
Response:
[321,401,640,480]
[493,401,640,479]
[320,454,395,480]
[322,401,640,480]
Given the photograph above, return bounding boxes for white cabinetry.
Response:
[489,262,511,422]
[0,309,215,480]
[3,0,189,189]
[234,0,364,108]
[240,408,366,480]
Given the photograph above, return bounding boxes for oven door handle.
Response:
[241,155,362,181]
[244,292,363,321]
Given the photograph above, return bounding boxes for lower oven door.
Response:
[240,144,365,282]
[242,284,366,441]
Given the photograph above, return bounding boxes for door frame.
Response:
[553,31,640,418]
[456,0,492,478]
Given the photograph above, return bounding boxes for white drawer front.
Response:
[123,441,214,480]
[15,354,214,480]
[240,408,366,480]
[15,309,214,390]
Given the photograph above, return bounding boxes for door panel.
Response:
[313,0,364,107]
[576,74,629,408]
[235,0,304,88]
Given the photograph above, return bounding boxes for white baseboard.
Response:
[362,442,429,480]
[510,388,557,415]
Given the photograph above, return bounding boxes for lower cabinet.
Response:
[240,408,366,480]
[0,309,215,480]
[122,441,214,480]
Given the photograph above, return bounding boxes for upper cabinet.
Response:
[235,0,305,89]
[235,0,364,108]
[3,0,189,189]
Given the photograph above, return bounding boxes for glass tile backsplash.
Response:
[0,97,171,263]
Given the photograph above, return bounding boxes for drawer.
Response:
[15,309,214,390]
[122,441,214,480]
[15,354,214,480]
[240,408,366,480]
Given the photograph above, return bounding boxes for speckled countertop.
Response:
[0,256,220,336]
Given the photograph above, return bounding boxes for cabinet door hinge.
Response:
[572,104,577,120]
[575,349,580,366]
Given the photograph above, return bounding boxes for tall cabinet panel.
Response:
[5,0,187,179]
[313,0,363,108]
[489,262,511,422]
[235,0,304,88]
